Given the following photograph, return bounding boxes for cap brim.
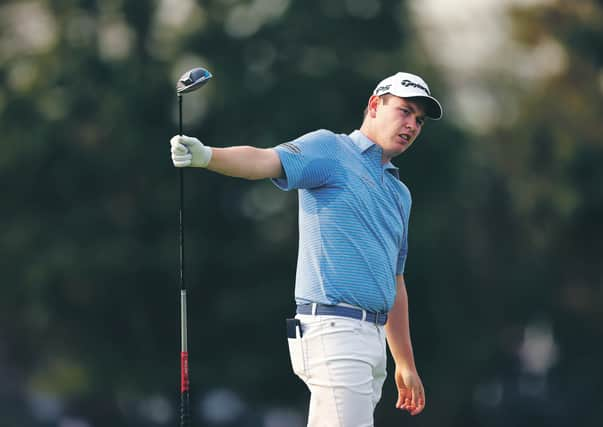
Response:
[382,87,443,120]
[412,95,442,120]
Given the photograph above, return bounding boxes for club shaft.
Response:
[180,290,189,352]
[179,96,184,292]
[178,95,190,427]
[179,170,184,291]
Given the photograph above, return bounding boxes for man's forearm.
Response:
[385,276,417,370]
[207,146,283,180]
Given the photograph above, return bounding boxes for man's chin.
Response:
[395,141,411,154]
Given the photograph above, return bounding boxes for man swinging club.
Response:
[169,71,442,426]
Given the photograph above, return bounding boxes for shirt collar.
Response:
[349,130,400,178]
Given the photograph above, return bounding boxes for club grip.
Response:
[180,351,190,427]
[180,389,190,427]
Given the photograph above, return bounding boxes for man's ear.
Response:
[367,95,381,118]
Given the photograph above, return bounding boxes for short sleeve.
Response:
[271,129,337,191]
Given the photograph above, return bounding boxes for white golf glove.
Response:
[170,135,213,168]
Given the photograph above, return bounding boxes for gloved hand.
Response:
[170,135,213,168]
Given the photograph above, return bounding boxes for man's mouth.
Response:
[399,134,411,144]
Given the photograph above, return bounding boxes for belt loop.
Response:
[361,309,367,321]
[311,303,317,316]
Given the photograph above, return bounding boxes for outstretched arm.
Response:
[170,135,283,180]
[208,146,283,180]
[385,274,425,415]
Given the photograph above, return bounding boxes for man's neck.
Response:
[358,126,391,165]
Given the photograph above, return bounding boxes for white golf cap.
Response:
[373,72,443,120]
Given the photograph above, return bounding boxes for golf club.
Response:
[176,66,212,427]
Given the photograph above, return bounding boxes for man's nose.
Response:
[404,120,417,133]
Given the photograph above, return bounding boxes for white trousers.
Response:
[288,314,387,427]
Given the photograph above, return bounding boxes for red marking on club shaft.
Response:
[181,352,189,393]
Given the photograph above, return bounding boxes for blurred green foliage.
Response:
[0,0,601,426]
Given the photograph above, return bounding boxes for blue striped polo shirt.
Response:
[272,129,411,313]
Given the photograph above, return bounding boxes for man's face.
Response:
[369,95,426,160]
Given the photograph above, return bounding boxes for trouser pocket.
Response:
[286,318,307,381]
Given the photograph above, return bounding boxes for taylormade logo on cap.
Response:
[375,80,429,96]
[373,72,443,120]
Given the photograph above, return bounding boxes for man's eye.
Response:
[417,118,425,126]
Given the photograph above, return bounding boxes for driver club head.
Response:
[177,67,213,95]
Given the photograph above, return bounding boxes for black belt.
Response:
[296,304,388,326]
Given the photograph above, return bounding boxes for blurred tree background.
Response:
[0,0,601,426]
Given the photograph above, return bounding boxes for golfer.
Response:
[170,72,442,426]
